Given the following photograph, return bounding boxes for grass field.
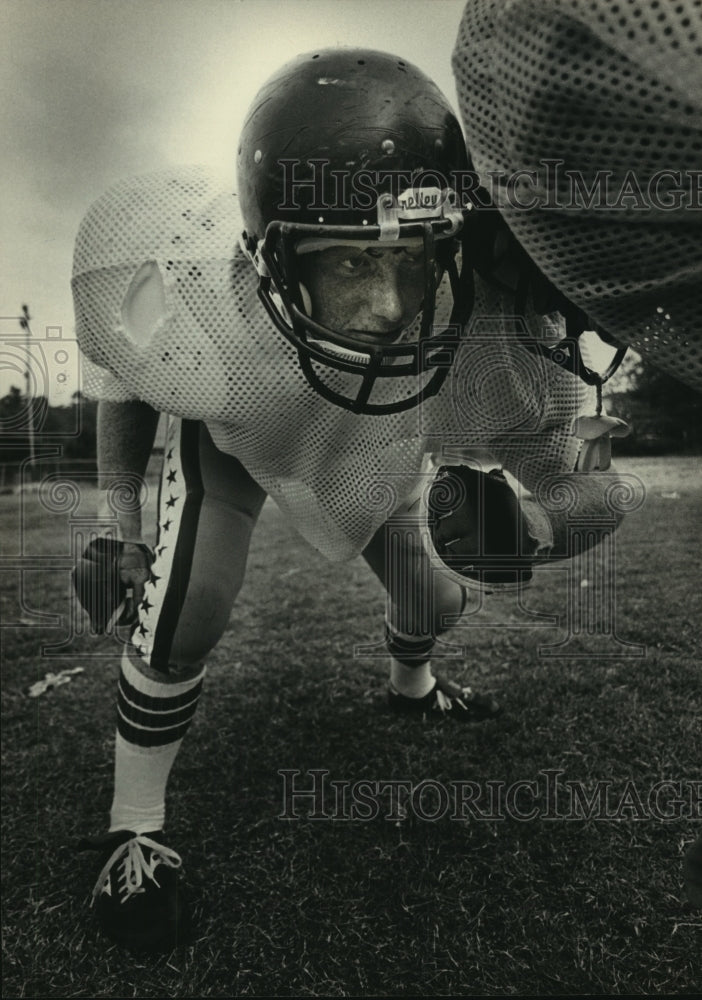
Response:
[1,455,701,997]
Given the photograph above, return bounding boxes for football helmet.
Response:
[237,48,474,414]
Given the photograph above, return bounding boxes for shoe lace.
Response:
[92,834,182,906]
[435,681,473,713]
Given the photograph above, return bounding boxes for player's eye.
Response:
[340,253,370,272]
[400,247,424,264]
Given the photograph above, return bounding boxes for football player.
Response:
[72,48,624,950]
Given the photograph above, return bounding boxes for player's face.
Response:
[298,243,425,346]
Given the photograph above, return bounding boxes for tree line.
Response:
[605,357,702,454]
[0,387,96,466]
[1,357,701,469]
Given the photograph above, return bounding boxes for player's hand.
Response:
[73,537,153,634]
[118,542,153,625]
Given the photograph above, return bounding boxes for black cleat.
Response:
[388,676,502,721]
[79,830,190,951]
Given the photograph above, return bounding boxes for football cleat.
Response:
[388,676,502,721]
[72,537,152,634]
[79,830,190,951]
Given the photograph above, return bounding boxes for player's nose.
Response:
[368,262,405,328]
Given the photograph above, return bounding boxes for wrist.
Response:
[517,494,554,558]
[97,489,144,543]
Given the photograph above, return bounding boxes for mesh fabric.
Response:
[72,165,587,561]
[453,0,702,390]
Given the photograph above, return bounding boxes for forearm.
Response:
[97,399,160,541]
[515,468,628,562]
[427,460,638,593]
[456,420,640,578]
[489,423,628,560]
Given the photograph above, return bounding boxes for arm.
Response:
[427,423,639,590]
[96,399,160,618]
[428,282,636,583]
[97,399,160,542]
[491,423,630,562]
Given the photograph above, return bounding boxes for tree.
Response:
[607,356,702,454]
[0,390,97,464]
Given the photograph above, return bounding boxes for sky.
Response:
[1,0,466,402]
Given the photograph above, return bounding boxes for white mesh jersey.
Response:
[72,165,588,561]
[453,0,702,391]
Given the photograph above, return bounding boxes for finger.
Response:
[133,579,147,607]
[122,586,136,624]
[580,439,598,471]
[598,435,613,471]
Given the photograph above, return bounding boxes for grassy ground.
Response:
[1,455,701,997]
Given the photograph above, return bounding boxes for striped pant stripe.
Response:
[150,420,205,671]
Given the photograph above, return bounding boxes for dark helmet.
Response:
[236,48,475,415]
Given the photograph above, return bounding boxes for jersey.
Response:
[72,165,589,562]
[453,0,702,391]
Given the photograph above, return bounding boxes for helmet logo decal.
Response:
[398,189,441,211]
[377,188,466,240]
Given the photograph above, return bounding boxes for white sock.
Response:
[109,653,205,834]
[389,658,435,698]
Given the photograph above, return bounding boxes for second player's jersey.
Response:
[452,0,702,391]
[72,166,588,561]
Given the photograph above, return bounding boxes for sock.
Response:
[385,621,436,698]
[109,652,205,835]
[389,658,435,698]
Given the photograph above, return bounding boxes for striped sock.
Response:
[109,652,204,834]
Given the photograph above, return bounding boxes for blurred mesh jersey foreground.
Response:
[453,0,702,390]
[72,166,587,561]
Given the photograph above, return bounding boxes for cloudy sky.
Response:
[1,0,466,400]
